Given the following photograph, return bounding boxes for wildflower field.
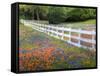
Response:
[19,23,96,71]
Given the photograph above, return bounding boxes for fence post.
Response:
[51,26,54,36]
[78,28,81,47]
[56,26,59,38]
[23,19,24,25]
[41,24,43,32]
[38,24,40,31]
[69,27,71,43]
[61,26,64,40]
[37,24,40,31]
[47,25,50,35]
[44,24,46,33]
[43,24,45,32]
[92,30,95,49]
[40,24,42,32]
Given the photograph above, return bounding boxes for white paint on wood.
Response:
[20,19,96,50]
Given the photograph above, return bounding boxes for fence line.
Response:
[20,19,96,50]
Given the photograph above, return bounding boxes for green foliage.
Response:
[66,8,96,21]
[19,5,49,20]
[19,5,96,24]
[48,7,66,24]
[19,5,33,19]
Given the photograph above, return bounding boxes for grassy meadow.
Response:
[19,23,96,71]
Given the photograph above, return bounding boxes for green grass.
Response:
[78,19,96,24]
[33,19,96,29]
[66,19,96,24]
[19,23,42,49]
[62,19,96,29]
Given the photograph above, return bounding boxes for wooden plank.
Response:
[20,20,96,50]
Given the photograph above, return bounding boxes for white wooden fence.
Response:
[20,19,96,50]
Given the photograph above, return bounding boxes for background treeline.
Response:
[19,5,96,24]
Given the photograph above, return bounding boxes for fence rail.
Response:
[20,19,96,50]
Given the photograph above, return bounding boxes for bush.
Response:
[66,8,96,22]
[48,7,66,24]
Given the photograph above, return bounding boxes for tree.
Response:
[48,7,66,24]
[65,8,96,22]
[19,5,33,19]
[19,5,96,23]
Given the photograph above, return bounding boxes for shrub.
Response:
[48,7,66,24]
[66,8,96,22]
